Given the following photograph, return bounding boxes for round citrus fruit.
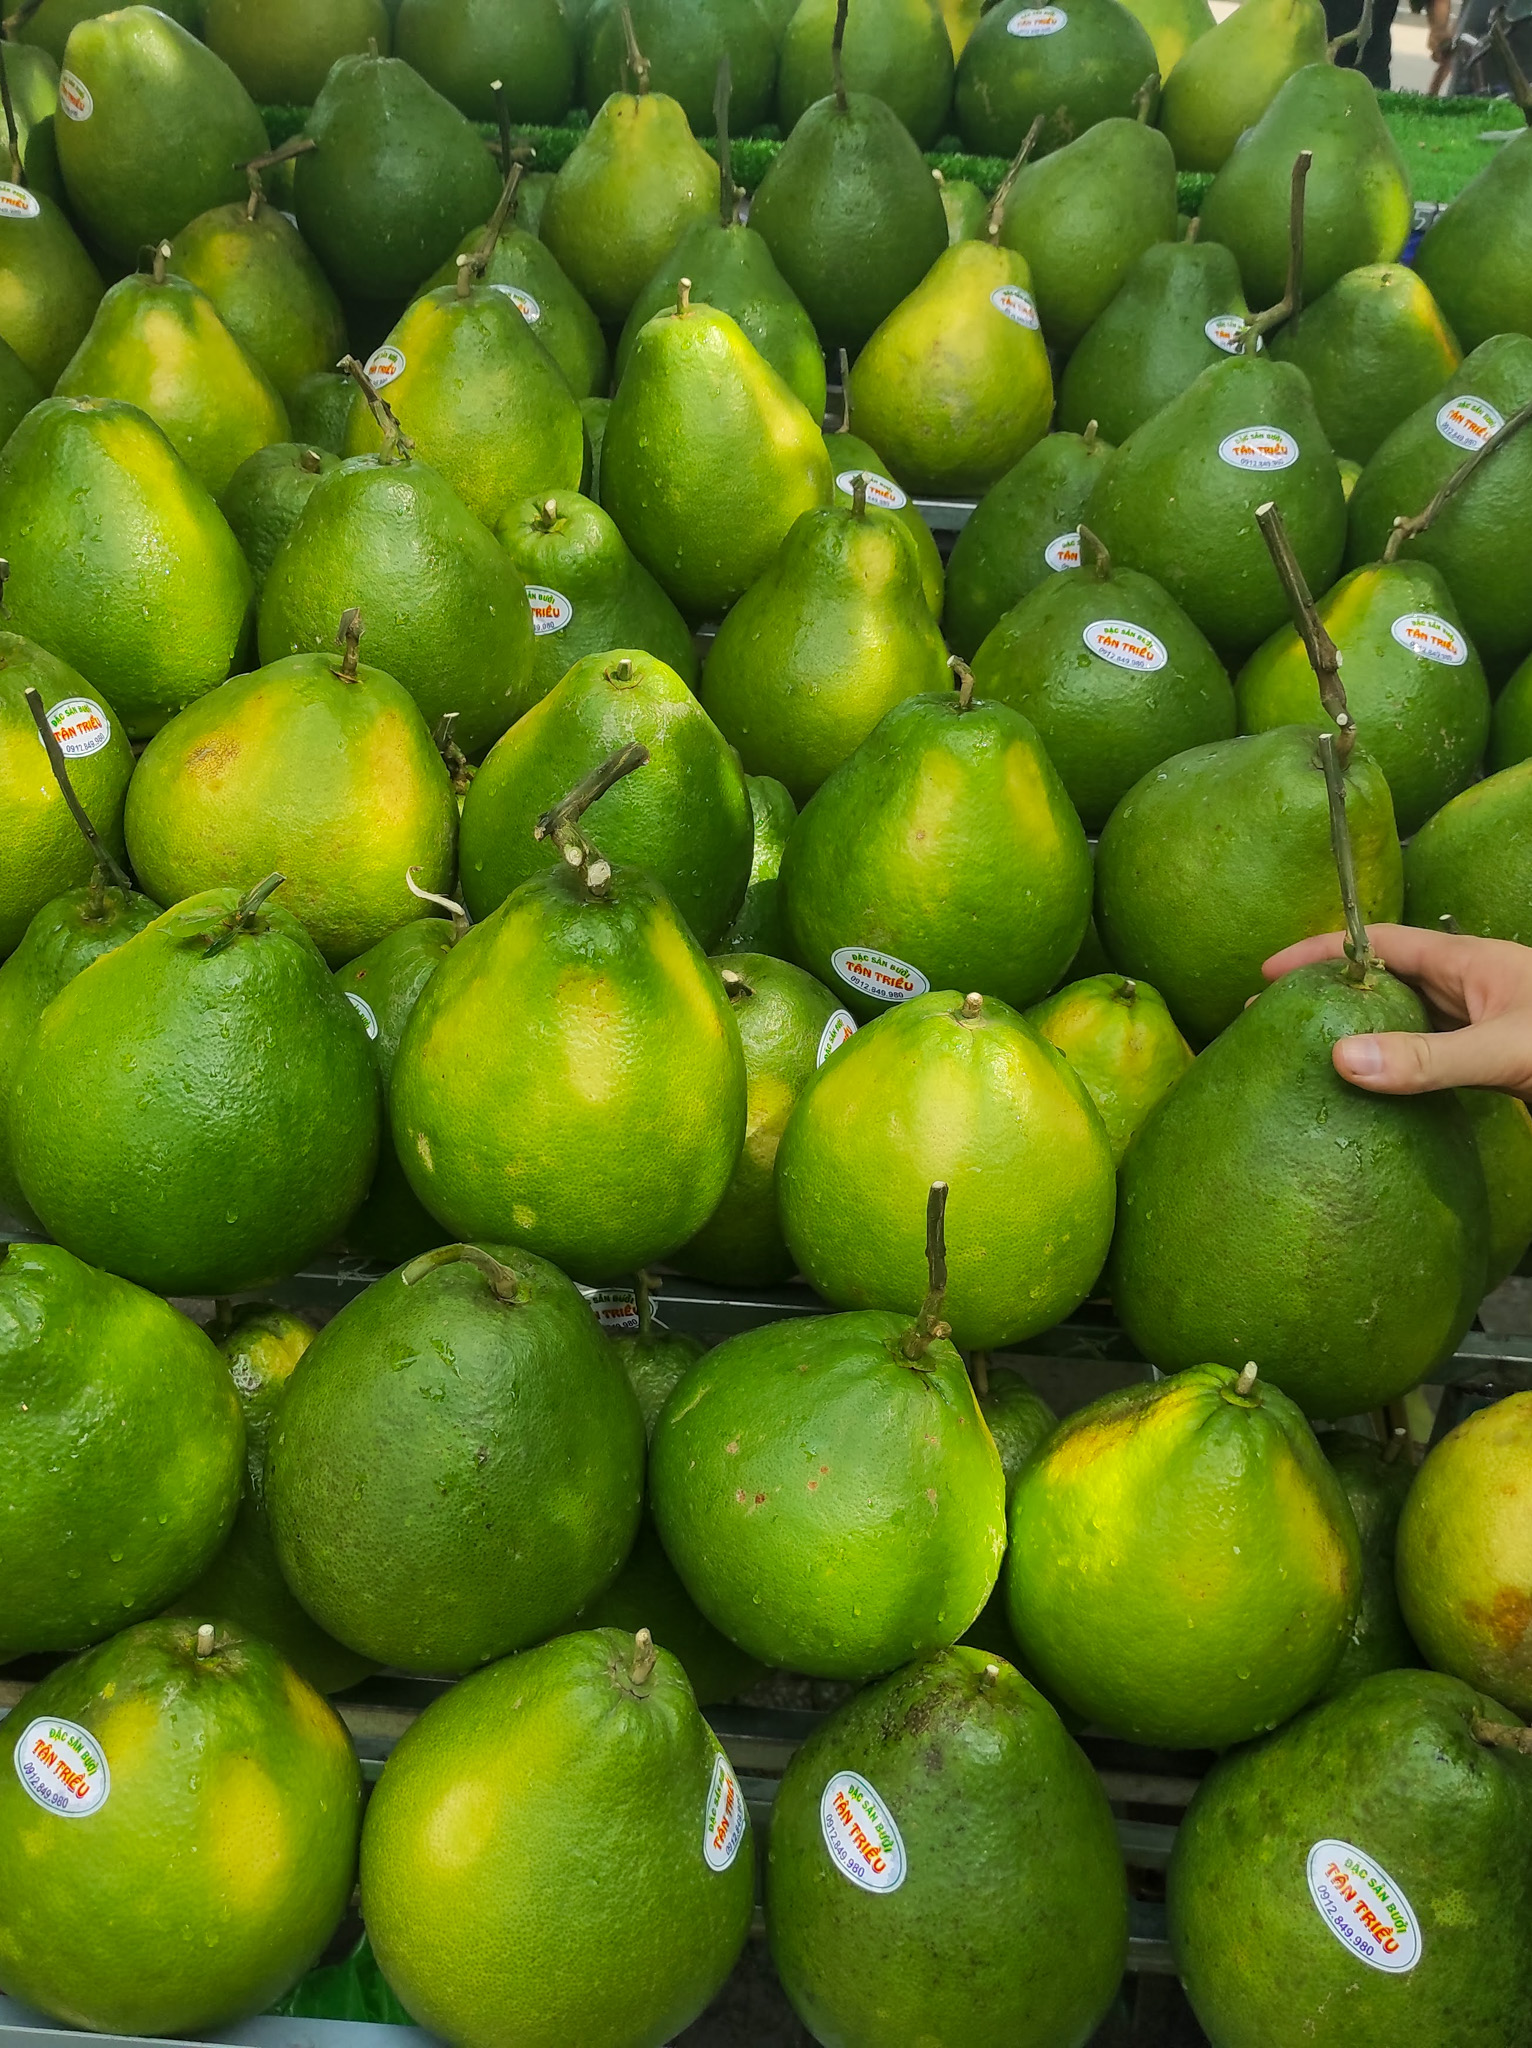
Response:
[1025,971,1192,1163]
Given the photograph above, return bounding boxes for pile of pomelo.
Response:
[5,0,1532,2044]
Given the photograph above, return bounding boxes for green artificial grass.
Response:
[260,89,1527,212]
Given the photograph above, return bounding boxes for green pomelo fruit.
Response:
[458,647,751,947]
[1168,1667,1532,2047]
[289,371,353,455]
[1413,127,1532,356]
[776,991,1116,1350]
[125,648,458,968]
[1403,758,1532,943]
[170,196,349,411]
[267,1243,644,1675]
[1318,1429,1420,1699]
[777,0,955,148]
[718,775,797,958]
[1025,972,1192,1164]
[1155,0,1326,173]
[767,1648,1127,2048]
[1108,960,1489,1417]
[961,1369,1057,1664]
[672,952,846,1288]
[955,0,1160,157]
[390,861,747,1280]
[1488,652,1532,773]
[779,689,1092,1013]
[167,1306,376,1697]
[1396,1393,1532,1718]
[203,0,392,103]
[416,213,610,404]
[11,886,379,1296]
[0,1618,361,2036]
[1005,1362,1361,1747]
[395,0,575,122]
[825,427,946,619]
[580,0,778,134]
[572,1518,763,1707]
[0,1244,244,1662]
[1460,1087,1532,1290]
[649,1306,1005,1679]
[0,182,103,389]
[219,444,339,590]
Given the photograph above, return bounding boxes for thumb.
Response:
[1334,1017,1532,1097]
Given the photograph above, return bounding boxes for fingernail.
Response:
[1339,1035,1383,1078]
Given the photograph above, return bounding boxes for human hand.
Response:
[1261,924,1532,1099]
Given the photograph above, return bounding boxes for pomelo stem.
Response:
[851,473,868,520]
[22,685,134,892]
[1383,395,1532,563]
[195,1624,215,1658]
[333,606,363,683]
[1318,731,1381,983]
[1254,499,1354,758]
[467,161,526,290]
[1472,1716,1532,1754]
[1132,70,1157,122]
[299,448,323,474]
[406,865,471,939]
[492,79,512,173]
[830,0,849,110]
[1234,1362,1259,1396]
[1327,0,1374,60]
[676,276,693,317]
[1083,418,1099,449]
[431,712,475,797]
[720,966,754,1003]
[242,134,316,219]
[957,992,983,1021]
[1115,977,1137,1002]
[715,55,735,227]
[1077,524,1111,580]
[618,2,651,94]
[204,871,285,956]
[339,354,413,464]
[634,1268,656,1337]
[833,349,853,435]
[631,1628,657,1684]
[534,741,650,899]
[900,1181,952,1363]
[151,239,170,286]
[987,116,1044,241]
[85,864,107,922]
[401,1242,527,1304]
[1242,151,1310,349]
[948,654,976,712]
[0,41,23,189]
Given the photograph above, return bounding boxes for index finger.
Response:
[1262,922,1481,1021]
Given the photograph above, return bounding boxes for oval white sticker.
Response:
[1008,4,1067,31]
[45,698,111,759]
[991,285,1040,331]
[703,1751,746,1872]
[1083,619,1168,673]
[579,1285,640,1333]
[816,1009,857,1065]
[1306,1839,1421,1974]
[345,992,379,1039]
[831,947,928,1004]
[1205,314,1258,356]
[0,181,40,220]
[1390,612,1468,667]
[14,1717,109,1817]
[1044,530,1081,571]
[59,70,92,121]
[821,1772,906,1893]
[1436,394,1503,451]
[1219,425,1298,472]
[364,345,406,389]
[490,282,541,323]
[526,585,573,635]
[836,468,907,511]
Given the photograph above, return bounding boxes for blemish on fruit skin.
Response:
[725,1440,739,1455]
[735,1489,746,1505]
[1464,1586,1532,1651]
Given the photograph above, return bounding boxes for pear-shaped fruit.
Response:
[780,684,1093,1015]
[778,993,1117,1348]
[1403,759,1532,943]
[1237,560,1489,834]
[0,397,254,739]
[416,185,610,403]
[1318,1429,1420,1695]
[395,0,575,122]
[1413,128,1532,356]
[219,443,339,590]
[1097,725,1402,1044]
[458,648,752,947]
[0,179,102,389]
[778,0,955,148]
[12,884,380,1296]
[1110,957,1487,1415]
[1347,335,1532,682]
[1059,239,1251,445]
[497,491,699,698]
[1007,1364,1360,1745]
[541,89,716,325]
[672,952,846,1287]
[54,257,290,498]
[1491,653,1532,773]
[721,777,798,959]
[601,292,832,620]
[994,117,1179,353]
[1460,1088,1532,1290]
[0,640,134,958]
[1084,352,1347,663]
[342,285,584,529]
[258,441,537,760]
[55,7,268,268]
[1157,0,1327,173]
[768,1651,1128,2048]
[1026,971,1192,1162]
[126,629,457,967]
[845,241,1053,498]
[938,171,989,242]
[615,185,826,420]
[1121,0,1214,74]
[955,0,1159,156]
[825,423,945,615]
[203,0,390,101]
[1200,65,1412,310]
[0,42,63,196]
[698,492,951,803]
[973,531,1237,830]
[169,190,348,411]
[1270,265,1461,467]
[749,81,948,353]
[581,0,778,132]
[391,769,748,1281]
[292,51,502,304]
[16,0,200,60]
[942,427,1115,660]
